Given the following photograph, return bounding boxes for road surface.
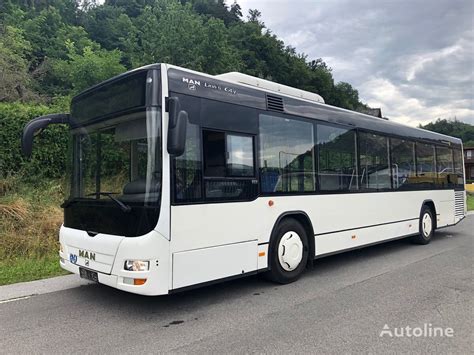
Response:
[1,216,472,354]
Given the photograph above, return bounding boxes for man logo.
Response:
[182,77,200,91]
[79,249,96,261]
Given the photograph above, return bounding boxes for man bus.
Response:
[22,63,466,295]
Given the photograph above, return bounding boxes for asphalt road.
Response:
[1,216,472,354]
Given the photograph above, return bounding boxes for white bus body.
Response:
[23,63,465,295]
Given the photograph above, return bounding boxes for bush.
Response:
[0,101,69,180]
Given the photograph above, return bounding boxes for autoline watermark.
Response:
[379,323,454,338]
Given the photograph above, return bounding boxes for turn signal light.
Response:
[134,278,147,286]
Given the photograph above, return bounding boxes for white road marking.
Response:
[0,295,33,304]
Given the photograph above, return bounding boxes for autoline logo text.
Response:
[379,323,454,338]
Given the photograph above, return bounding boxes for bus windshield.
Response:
[68,109,161,206]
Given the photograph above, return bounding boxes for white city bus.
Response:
[22,63,466,295]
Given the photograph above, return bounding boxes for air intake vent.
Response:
[266,94,284,112]
[454,191,465,218]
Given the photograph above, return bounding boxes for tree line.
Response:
[0,0,369,111]
[420,118,474,147]
[1,0,471,180]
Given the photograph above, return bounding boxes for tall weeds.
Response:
[0,175,64,259]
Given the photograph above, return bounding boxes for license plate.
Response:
[79,267,99,282]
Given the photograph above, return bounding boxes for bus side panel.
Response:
[311,189,454,256]
[170,189,455,281]
[172,240,257,289]
[436,190,456,228]
[315,219,418,255]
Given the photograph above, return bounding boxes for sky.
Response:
[234,0,473,127]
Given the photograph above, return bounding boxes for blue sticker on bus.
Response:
[69,254,78,264]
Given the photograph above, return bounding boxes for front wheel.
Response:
[411,205,435,245]
[266,218,309,284]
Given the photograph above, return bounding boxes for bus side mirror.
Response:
[21,113,70,158]
[167,97,187,156]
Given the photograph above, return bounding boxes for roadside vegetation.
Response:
[467,193,474,212]
[0,176,68,285]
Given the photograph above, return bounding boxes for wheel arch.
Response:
[268,211,315,268]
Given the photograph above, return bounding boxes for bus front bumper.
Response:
[58,226,171,296]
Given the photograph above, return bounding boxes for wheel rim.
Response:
[422,212,432,237]
[278,231,303,271]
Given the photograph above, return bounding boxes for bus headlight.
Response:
[124,260,149,272]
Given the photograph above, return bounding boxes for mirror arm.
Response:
[21,113,70,157]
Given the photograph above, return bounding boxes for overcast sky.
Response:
[235,0,473,126]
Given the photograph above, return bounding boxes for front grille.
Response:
[454,191,465,218]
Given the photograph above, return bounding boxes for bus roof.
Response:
[71,63,462,146]
[166,64,462,146]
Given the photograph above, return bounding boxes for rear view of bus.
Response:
[22,63,466,296]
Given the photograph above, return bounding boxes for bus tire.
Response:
[411,205,435,245]
[266,218,309,284]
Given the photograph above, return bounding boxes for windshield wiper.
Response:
[86,192,132,213]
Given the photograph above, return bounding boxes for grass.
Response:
[0,175,69,286]
[467,193,474,211]
[0,256,68,286]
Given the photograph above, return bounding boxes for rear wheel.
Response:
[266,218,308,284]
[411,205,435,245]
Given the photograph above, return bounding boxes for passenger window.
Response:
[203,130,226,177]
[202,129,257,201]
[415,143,436,188]
[436,146,454,188]
[259,114,315,193]
[317,124,357,191]
[453,147,465,190]
[359,132,391,190]
[390,138,416,190]
[203,130,255,177]
[227,134,254,177]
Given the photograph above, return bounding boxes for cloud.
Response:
[404,43,462,82]
[235,0,474,126]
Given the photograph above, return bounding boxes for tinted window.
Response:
[202,129,257,201]
[317,124,357,191]
[359,132,391,190]
[259,114,315,193]
[390,138,416,190]
[453,147,464,189]
[416,143,436,187]
[436,146,454,188]
[203,130,226,177]
[71,71,148,127]
[174,122,202,202]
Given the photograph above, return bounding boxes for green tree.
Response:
[51,40,126,94]
[0,26,35,102]
[420,118,474,145]
[330,82,362,110]
[82,5,138,67]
